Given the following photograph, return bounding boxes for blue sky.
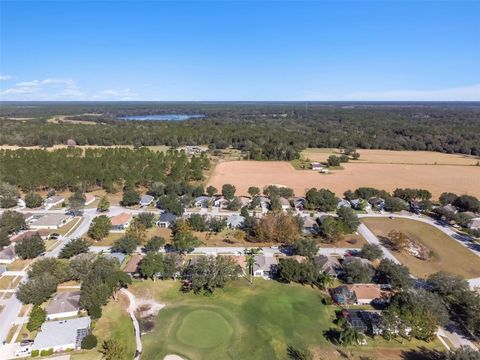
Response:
[1,1,479,101]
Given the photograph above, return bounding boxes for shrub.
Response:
[81,334,98,349]
[31,350,39,357]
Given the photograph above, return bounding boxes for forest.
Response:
[0,147,210,191]
[1,102,480,160]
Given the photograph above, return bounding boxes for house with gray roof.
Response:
[314,255,341,278]
[32,316,91,353]
[193,196,212,208]
[139,194,154,207]
[46,291,81,320]
[105,252,127,265]
[29,213,73,230]
[253,255,278,279]
[157,212,177,228]
[278,197,291,211]
[43,196,65,210]
[0,245,16,264]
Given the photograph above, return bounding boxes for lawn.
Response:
[58,216,82,236]
[0,276,21,290]
[362,217,480,279]
[71,300,136,360]
[131,279,443,360]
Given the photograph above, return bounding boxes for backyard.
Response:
[130,278,443,360]
[362,217,480,279]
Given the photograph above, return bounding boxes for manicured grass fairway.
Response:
[131,279,444,360]
[133,279,331,360]
[362,217,480,279]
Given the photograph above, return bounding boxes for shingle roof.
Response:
[110,212,133,226]
[30,214,71,227]
[46,291,81,315]
[32,317,91,350]
[0,245,16,260]
[159,212,177,223]
[140,195,154,204]
[253,255,278,272]
[347,284,382,300]
[123,254,143,273]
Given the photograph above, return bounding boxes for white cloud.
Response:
[304,84,480,101]
[0,74,13,81]
[93,88,139,101]
[1,77,86,100]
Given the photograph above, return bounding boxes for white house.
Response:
[32,316,91,353]
[214,196,230,209]
[310,162,323,170]
[29,214,73,230]
[139,195,154,207]
[278,197,291,211]
[193,196,212,208]
[45,291,81,320]
[227,214,245,229]
[43,196,65,210]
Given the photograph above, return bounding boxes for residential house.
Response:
[45,291,81,320]
[0,245,16,264]
[442,204,458,214]
[350,199,370,211]
[123,254,144,275]
[105,252,127,265]
[10,229,50,243]
[43,196,65,209]
[32,316,91,353]
[214,196,230,209]
[0,265,6,275]
[340,309,383,336]
[230,255,247,275]
[278,197,291,211]
[319,168,330,174]
[293,197,306,211]
[257,196,271,211]
[314,255,340,278]
[139,195,154,207]
[468,217,480,230]
[227,214,245,229]
[253,255,278,279]
[342,256,373,267]
[29,214,73,230]
[238,196,251,208]
[193,196,212,208]
[369,197,385,211]
[310,162,323,170]
[110,212,133,231]
[157,212,177,228]
[337,199,351,209]
[302,216,318,234]
[84,194,95,206]
[332,284,385,305]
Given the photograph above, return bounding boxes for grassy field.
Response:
[301,148,480,166]
[71,299,136,360]
[207,160,480,198]
[362,218,480,279]
[130,279,443,360]
[0,144,170,152]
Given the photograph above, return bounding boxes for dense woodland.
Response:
[0,147,210,191]
[1,102,480,159]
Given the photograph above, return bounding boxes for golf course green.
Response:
[177,310,233,349]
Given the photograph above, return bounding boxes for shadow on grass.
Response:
[400,346,444,360]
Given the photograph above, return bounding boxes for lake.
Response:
[120,114,205,121]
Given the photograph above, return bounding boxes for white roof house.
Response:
[32,316,91,352]
[227,214,245,229]
[468,217,480,230]
[43,196,65,210]
[45,291,81,320]
[29,214,73,230]
[278,197,291,210]
[139,195,154,207]
[311,162,323,170]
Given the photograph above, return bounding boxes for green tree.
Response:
[0,210,26,234]
[26,305,46,332]
[327,155,341,167]
[99,339,127,360]
[81,334,98,350]
[106,271,132,300]
[139,252,164,280]
[244,247,262,284]
[286,344,313,360]
[144,236,165,253]
[439,192,458,205]
[206,185,217,197]
[221,184,236,200]
[0,228,10,248]
[384,197,409,212]
[15,233,46,259]
[136,212,155,228]
[305,188,338,211]
[318,216,344,243]
[226,196,242,211]
[342,258,374,283]
[360,243,383,261]
[97,196,110,212]
[25,192,43,208]
[339,326,365,346]
[208,217,227,233]
[88,215,112,240]
[16,273,58,305]
[68,190,86,216]
[172,231,201,253]
[445,346,480,360]
[248,186,260,197]
[292,238,319,258]
[111,236,139,255]
[0,182,19,208]
[376,259,413,289]
[336,207,360,232]
[121,189,140,207]
[59,238,90,259]
[188,214,208,231]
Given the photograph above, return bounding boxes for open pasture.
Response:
[362,217,480,279]
[207,161,480,198]
[302,148,480,166]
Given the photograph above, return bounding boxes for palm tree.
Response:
[339,326,365,346]
[244,247,262,285]
[316,272,334,290]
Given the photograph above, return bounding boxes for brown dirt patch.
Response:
[207,161,480,198]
